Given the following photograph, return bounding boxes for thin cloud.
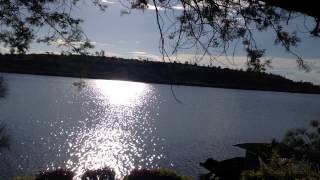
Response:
[92,42,113,47]
[146,4,165,11]
[128,51,161,61]
[171,5,184,10]
[117,40,127,44]
[49,39,113,49]
[145,4,183,11]
[128,51,147,54]
[49,39,88,47]
[0,46,10,53]
[101,0,116,4]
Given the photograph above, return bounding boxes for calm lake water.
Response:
[0,73,320,179]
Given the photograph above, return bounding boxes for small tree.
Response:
[241,120,320,180]
[10,48,15,55]
[100,50,105,57]
[241,151,320,180]
[0,123,9,150]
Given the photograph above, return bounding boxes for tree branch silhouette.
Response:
[129,0,319,72]
[0,0,319,71]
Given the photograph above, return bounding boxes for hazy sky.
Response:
[15,1,320,84]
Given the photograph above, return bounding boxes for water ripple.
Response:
[65,80,164,179]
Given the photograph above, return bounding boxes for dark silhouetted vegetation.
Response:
[35,168,74,180]
[123,168,192,180]
[0,77,9,150]
[0,76,6,98]
[0,54,319,94]
[24,168,191,180]
[238,142,320,180]
[200,157,245,180]
[0,122,10,150]
[0,1,97,54]
[1,1,319,70]
[283,120,320,152]
[281,120,320,166]
[201,120,320,180]
[81,167,116,180]
[241,152,320,180]
[131,0,320,71]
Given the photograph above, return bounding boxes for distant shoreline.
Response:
[0,54,319,94]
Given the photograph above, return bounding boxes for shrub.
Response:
[0,122,9,150]
[81,167,116,180]
[0,76,6,98]
[241,120,320,180]
[123,168,192,180]
[241,150,320,180]
[35,168,74,180]
[282,120,320,153]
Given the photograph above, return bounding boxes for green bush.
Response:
[241,150,320,180]
[241,121,320,180]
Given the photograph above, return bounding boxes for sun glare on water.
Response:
[94,80,151,107]
[65,80,164,179]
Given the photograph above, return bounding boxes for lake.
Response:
[0,73,320,179]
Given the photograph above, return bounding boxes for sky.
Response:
[5,0,320,84]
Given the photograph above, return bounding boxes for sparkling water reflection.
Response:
[65,80,164,179]
[2,74,320,179]
[94,80,151,107]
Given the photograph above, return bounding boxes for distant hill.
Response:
[0,54,319,94]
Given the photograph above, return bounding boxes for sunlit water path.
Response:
[0,73,320,179]
[66,80,164,179]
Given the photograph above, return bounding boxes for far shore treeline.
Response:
[0,54,319,94]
